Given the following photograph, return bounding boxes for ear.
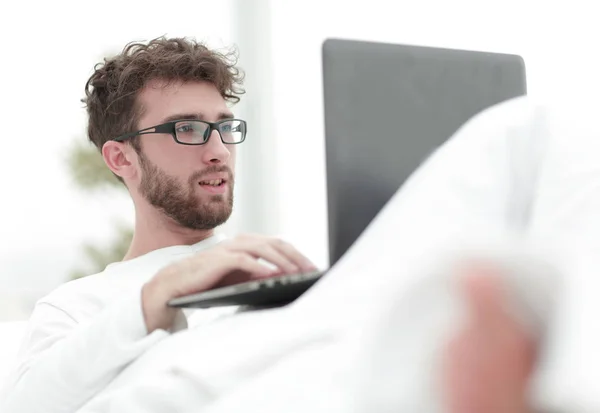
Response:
[102,141,139,182]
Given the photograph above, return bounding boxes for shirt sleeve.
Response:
[0,289,173,413]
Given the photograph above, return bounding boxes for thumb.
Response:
[459,264,509,328]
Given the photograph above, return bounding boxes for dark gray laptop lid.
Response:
[322,38,527,265]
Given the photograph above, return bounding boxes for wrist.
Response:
[141,277,178,334]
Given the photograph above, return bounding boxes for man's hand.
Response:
[142,234,317,333]
[442,268,537,413]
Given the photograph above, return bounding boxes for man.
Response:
[1,36,589,412]
[0,37,317,412]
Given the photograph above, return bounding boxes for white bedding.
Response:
[8,95,600,412]
[74,96,600,413]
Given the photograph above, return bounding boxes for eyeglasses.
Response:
[113,119,247,145]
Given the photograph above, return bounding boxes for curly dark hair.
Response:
[83,36,245,153]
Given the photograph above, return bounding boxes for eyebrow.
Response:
[161,112,235,123]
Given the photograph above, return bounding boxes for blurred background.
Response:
[0,0,598,320]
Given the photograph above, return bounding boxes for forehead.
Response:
[136,80,231,126]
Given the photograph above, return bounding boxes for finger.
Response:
[242,244,301,274]
[186,251,275,291]
[214,268,278,287]
[444,333,487,413]
[227,234,317,273]
[459,265,508,328]
[223,252,277,277]
[270,239,317,273]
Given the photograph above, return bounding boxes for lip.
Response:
[198,173,228,182]
[198,179,228,195]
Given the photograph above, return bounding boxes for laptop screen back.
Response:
[322,38,527,265]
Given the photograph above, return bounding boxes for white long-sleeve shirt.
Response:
[0,234,231,413]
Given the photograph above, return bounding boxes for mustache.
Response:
[189,165,234,184]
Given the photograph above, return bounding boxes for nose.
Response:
[200,129,231,165]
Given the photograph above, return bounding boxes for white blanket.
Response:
[79,96,600,412]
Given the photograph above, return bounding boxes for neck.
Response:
[123,204,215,261]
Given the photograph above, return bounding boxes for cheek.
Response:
[143,139,177,163]
[144,142,194,177]
[228,147,237,169]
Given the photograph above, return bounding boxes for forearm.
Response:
[1,292,170,413]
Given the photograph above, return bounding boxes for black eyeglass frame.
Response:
[113,118,247,146]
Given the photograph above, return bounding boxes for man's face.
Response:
[133,80,237,230]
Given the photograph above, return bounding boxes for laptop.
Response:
[168,38,527,309]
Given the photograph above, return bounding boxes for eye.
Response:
[176,124,194,133]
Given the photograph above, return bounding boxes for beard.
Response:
[138,154,234,230]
